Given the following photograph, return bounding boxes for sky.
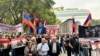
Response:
[53,0,100,20]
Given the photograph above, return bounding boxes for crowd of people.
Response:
[0,33,96,56]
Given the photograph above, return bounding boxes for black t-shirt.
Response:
[36,38,41,44]
[95,30,99,37]
[65,38,70,46]
[70,37,79,53]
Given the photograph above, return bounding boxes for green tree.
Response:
[55,19,61,25]
[0,0,57,25]
[91,19,100,26]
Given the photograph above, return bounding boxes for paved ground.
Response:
[9,50,100,56]
[59,50,100,56]
[60,53,67,56]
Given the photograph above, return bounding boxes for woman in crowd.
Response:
[24,40,37,56]
[31,36,37,45]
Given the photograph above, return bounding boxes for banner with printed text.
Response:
[0,23,23,32]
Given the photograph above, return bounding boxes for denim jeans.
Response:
[82,47,88,56]
[79,51,82,56]
[12,49,16,56]
[38,55,48,56]
[73,52,79,56]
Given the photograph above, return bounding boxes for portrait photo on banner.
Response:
[11,37,27,49]
[79,25,100,38]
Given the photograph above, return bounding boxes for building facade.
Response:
[54,7,90,25]
[59,19,73,35]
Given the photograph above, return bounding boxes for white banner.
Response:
[0,23,16,32]
[11,37,27,49]
[0,23,23,32]
[15,23,24,32]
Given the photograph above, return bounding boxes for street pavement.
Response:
[9,50,100,56]
[60,51,100,56]
[60,53,67,56]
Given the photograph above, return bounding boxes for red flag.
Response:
[72,17,77,33]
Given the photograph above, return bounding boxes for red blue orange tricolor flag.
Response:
[72,17,77,33]
[30,13,38,33]
[23,10,36,34]
[33,13,38,27]
[83,13,92,27]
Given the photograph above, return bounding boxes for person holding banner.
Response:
[0,38,11,56]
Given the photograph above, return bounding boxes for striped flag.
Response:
[72,17,77,33]
[83,13,92,27]
[23,10,36,34]
[33,13,38,27]
[30,13,38,33]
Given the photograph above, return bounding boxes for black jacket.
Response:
[48,42,61,55]
[70,37,79,53]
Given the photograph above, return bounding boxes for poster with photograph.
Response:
[11,37,27,49]
[0,38,10,49]
[79,25,100,38]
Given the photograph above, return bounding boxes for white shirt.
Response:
[52,43,57,53]
[37,43,49,55]
[58,36,61,43]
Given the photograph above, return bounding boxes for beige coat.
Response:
[24,45,37,56]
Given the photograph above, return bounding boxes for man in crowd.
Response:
[65,34,73,56]
[70,33,79,56]
[58,34,66,53]
[48,36,61,56]
[37,38,49,56]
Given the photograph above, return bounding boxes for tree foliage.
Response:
[0,0,57,25]
[55,19,61,25]
[91,19,100,26]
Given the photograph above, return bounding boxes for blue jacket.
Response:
[37,27,46,34]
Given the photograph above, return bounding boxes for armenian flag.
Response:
[30,13,38,33]
[83,13,92,27]
[33,13,38,27]
[23,10,36,33]
[72,17,77,33]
